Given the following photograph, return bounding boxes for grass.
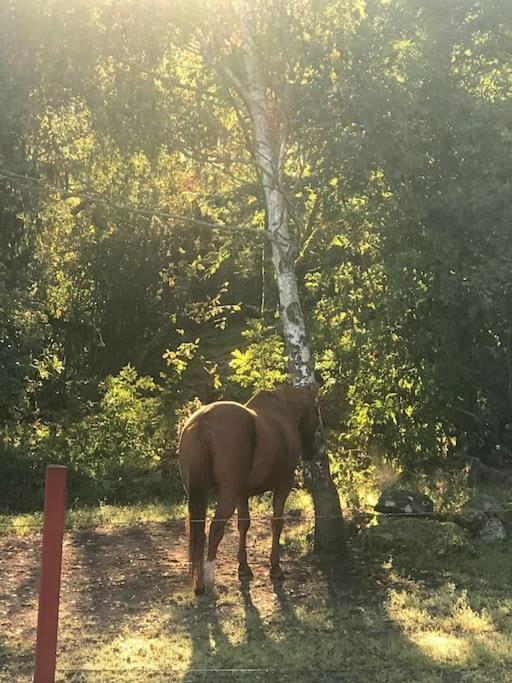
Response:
[52,556,512,682]
[0,489,314,537]
[3,485,512,682]
[0,501,187,536]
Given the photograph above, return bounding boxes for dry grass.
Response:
[2,497,512,682]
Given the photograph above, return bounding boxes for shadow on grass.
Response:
[3,513,508,681]
[177,568,448,683]
[71,521,187,632]
[353,515,512,682]
[0,536,39,682]
[172,515,512,683]
[0,641,34,683]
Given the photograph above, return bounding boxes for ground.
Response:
[1,499,512,682]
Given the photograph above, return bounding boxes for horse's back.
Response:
[182,401,255,440]
[179,401,256,496]
[246,412,299,494]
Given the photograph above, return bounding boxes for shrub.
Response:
[0,366,176,511]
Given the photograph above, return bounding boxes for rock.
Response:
[374,488,434,516]
[366,517,471,558]
[458,494,507,541]
[459,494,500,532]
[479,517,507,543]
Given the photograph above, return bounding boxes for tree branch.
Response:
[0,167,266,239]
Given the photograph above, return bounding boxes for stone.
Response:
[459,494,500,532]
[374,488,434,516]
[456,494,507,542]
[479,517,507,543]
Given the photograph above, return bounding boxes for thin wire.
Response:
[185,507,512,523]
[42,630,512,654]
[56,664,512,674]
[1,506,511,532]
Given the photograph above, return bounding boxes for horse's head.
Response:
[273,384,319,461]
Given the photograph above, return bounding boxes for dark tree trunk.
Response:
[304,420,347,557]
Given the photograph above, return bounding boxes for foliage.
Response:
[229,321,288,390]
[1,0,512,509]
[302,0,512,468]
[0,366,174,511]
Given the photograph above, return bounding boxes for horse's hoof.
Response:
[270,566,285,581]
[238,565,254,580]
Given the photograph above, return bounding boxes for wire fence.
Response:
[1,504,511,534]
[2,659,512,681]
[3,504,512,681]
[52,662,512,681]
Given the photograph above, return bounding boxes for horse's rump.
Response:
[178,402,256,591]
[183,403,255,487]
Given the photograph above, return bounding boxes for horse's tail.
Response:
[179,423,210,593]
[188,483,208,592]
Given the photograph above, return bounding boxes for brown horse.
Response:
[178,384,318,594]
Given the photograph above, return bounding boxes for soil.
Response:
[0,518,348,681]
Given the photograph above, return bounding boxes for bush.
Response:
[0,366,181,511]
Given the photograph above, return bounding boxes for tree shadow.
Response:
[3,514,508,681]
[0,533,40,680]
[173,510,512,682]
[177,564,445,683]
[0,641,34,682]
[67,521,188,634]
[352,516,512,681]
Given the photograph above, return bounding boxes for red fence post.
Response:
[34,465,67,683]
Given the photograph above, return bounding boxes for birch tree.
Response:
[191,0,348,556]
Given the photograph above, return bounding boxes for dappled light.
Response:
[3,508,512,680]
[414,632,467,663]
[2,0,512,680]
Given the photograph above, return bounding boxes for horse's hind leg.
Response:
[205,496,237,593]
[270,486,291,581]
[237,498,253,580]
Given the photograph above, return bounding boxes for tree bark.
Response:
[236,4,346,559]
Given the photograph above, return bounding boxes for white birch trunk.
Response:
[233,4,346,558]
[239,8,313,386]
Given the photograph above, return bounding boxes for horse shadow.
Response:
[176,568,442,683]
[175,519,512,683]
[177,579,277,683]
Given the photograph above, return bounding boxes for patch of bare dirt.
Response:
[0,519,349,681]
